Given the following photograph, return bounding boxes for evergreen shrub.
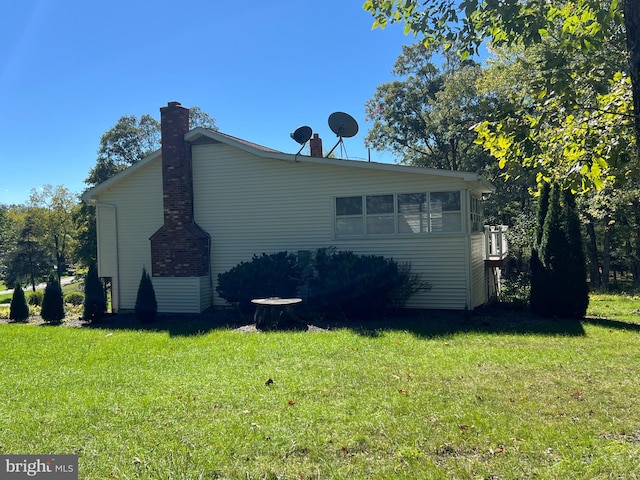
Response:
[41,274,65,324]
[216,248,430,319]
[64,292,84,306]
[28,290,43,306]
[9,282,30,322]
[309,249,427,317]
[530,184,589,318]
[83,262,106,322]
[216,252,302,314]
[135,267,157,323]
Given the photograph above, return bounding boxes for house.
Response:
[82,102,507,314]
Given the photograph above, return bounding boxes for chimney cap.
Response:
[167,101,182,107]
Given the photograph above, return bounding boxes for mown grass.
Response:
[0,294,639,478]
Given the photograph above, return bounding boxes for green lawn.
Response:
[0,294,639,479]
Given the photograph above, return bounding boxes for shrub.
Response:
[309,249,423,317]
[64,292,84,306]
[28,290,43,306]
[41,274,65,324]
[217,249,430,319]
[135,267,157,323]
[83,262,106,323]
[216,252,302,313]
[9,282,30,322]
[530,184,589,318]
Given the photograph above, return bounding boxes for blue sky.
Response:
[0,0,419,205]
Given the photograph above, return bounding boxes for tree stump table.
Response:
[251,297,302,330]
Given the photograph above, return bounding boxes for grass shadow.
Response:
[74,305,592,338]
[582,316,640,332]
[305,306,587,338]
[84,309,248,336]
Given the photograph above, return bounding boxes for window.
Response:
[470,195,483,232]
[398,193,427,233]
[335,190,464,237]
[429,191,461,232]
[366,194,394,234]
[335,196,363,236]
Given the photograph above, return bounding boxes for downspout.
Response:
[93,202,120,313]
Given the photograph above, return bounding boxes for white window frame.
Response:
[334,190,466,238]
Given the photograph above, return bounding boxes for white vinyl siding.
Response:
[92,138,491,313]
[470,234,487,308]
[192,143,478,310]
[96,204,117,278]
[94,160,164,312]
[152,277,212,313]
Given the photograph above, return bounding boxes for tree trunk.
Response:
[633,199,640,287]
[623,0,640,164]
[585,219,601,289]
[602,217,613,291]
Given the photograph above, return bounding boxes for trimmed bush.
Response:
[9,282,30,322]
[83,262,106,323]
[135,267,157,323]
[216,248,430,319]
[216,252,302,314]
[41,274,65,324]
[309,249,426,318]
[28,290,43,306]
[64,292,84,306]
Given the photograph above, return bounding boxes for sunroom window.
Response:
[335,196,363,236]
[429,191,461,232]
[398,193,428,233]
[335,190,463,237]
[366,194,395,234]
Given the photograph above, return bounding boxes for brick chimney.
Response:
[309,133,323,157]
[150,102,210,277]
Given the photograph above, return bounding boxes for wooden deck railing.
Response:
[484,225,509,262]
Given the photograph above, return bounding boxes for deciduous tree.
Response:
[364,0,637,188]
[28,184,78,281]
[365,43,493,172]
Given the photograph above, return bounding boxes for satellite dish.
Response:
[290,125,313,157]
[328,112,359,138]
[290,126,313,145]
[326,112,359,157]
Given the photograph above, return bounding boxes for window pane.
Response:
[431,212,462,232]
[367,215,395,234]
[336,196,362,216]
[430,191,460,211]
[366,195,394,214]
[398,193,426,213]
[399,214,427,233]
[442,213,462,232]
[336,217,363,236]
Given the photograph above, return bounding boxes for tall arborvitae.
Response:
[540,184,572,316]
[534,183,551,247]
[135,267,157,323]
[83,261,106,323]
[530,184,590,319]
[9,282,30,322]
[41,274,65,323]
[530,183,551,315]
[562,189,589,318]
